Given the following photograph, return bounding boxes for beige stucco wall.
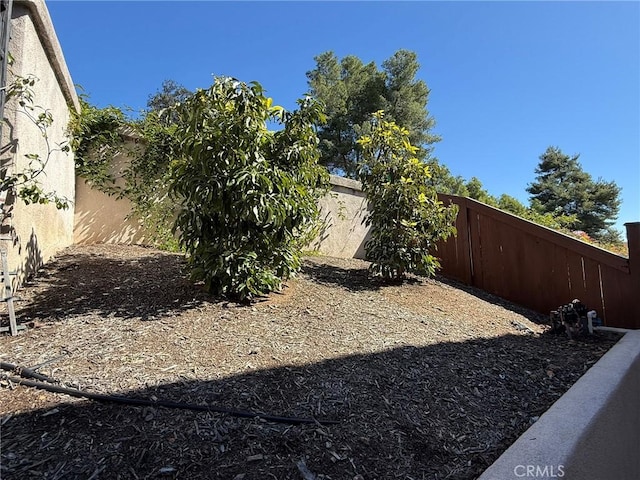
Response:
[74,139,147,245]
[1,0,79,285]
[478,330,640,480]
[309,175,370,259]
[75,167,373,260]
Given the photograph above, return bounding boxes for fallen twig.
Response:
[296,458,318,480]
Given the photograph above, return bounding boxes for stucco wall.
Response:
[478,330,640,480]
[74,169,372,260]
[309,175,370,259]
[74,139,147,245]
[1,0,79,285]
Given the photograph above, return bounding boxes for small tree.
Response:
[357,112,458,280]
[169,78,328,300]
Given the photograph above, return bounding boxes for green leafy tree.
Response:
[527,146,621,240]
[497,194,527,217]
[381,50,440,156]
[306,52,384,176]
[146,79,192,112]
[423,159,469,196]
[307,49,438,177]
[465,177,497,206]
[357,112,458,280]
[169,77,329,300]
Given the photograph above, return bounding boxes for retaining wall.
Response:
[478,330,640,480]
[74,172,372,259]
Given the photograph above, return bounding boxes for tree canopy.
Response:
[357,112,457,279]
[306,50,439,177]
[169,78,329,300]
[147,79,192,112]
[527,146,621,240]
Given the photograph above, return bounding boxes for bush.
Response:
[169,78,328,300]
[357,112,458,279]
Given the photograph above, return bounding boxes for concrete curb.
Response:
[478,330,640,480]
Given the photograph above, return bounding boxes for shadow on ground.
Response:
[19,251,214,322]
[301,260,422,294]
[434,274,549,325]
[0,332,616,480]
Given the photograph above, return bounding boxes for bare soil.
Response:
[0,244,620,480]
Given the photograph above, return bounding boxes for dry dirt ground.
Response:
[0,244,620,480]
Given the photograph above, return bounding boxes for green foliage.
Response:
[527,146,621,240]
[381,50,440,153]
[69,97,127,193]
[123,111,180,250]
[465,176,497,206]
[1,72,71,209]
[169,77,329,300]
[70,95,180,250]
[147,79,192,112]
[357,112,458,279]
[423,159,469,196]
[307,50,438,177]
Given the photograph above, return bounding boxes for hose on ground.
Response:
[0,362,339,426]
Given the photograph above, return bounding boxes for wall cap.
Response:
[329,174,362,191]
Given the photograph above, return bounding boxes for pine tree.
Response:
[527,146,621,240]
[307,50,438,177]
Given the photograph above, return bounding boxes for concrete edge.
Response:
[328,174,362,192]
[15,0,80,113]
[478,330,640,480]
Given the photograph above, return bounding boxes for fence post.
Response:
[625,222,640,329]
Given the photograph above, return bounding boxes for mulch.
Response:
[0,244,621,480]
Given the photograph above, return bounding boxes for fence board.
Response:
[436,195,638,329]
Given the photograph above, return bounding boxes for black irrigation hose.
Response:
[0,366,339,426]
[0,361,59,384]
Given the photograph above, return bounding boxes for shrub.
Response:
[357,112,458,279]
[169,78,328,300]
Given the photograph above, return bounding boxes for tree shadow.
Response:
[18,249,215,322]
[0,332,619,480]
[23,229,44,280]
[434,273,549,325]
[300,259,382,293]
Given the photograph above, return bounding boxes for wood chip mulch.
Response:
[0,244,621,480]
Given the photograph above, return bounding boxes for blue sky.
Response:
[46,1,639,233]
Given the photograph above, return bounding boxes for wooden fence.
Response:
[436,195,640,329]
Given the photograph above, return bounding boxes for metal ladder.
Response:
[0,245,21,335]
[0,1,18,335]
